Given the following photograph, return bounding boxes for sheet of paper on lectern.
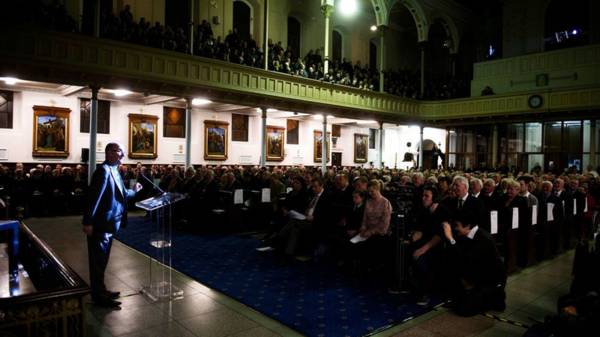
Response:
[234,189,244,204]
[490,211,498,234]
[261,188,271,203]
[547,203,554,221]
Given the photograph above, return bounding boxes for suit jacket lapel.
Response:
[110,167,125,198]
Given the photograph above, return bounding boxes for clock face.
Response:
[529,95,542,108]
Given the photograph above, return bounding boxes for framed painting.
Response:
[204,120,229,160]
[286,119,299,144]
[163,106,185,138]
[231,113,249,142]
[266,126,285,161]
[313,130,331,163]
[354,133,369,163]
[32,105,70,158]
[128,114,158,159]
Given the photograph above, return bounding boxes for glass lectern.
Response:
[135,192,185,301]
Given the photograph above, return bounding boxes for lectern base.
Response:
[141,282,184,302]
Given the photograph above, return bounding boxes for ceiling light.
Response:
[313,115,324,120]
[357,120,377,124]
[192,98,211,105]
[370,25,377,32]
[2,77,18,85]
[267,108,278,112]
[338,0,358,16]
[112,89,132,97]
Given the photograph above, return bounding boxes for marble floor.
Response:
[24,215,574,337]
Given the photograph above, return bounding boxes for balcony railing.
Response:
[1,29,599,122]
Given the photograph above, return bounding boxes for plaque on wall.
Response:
[32,105,70,158]
[204,120,229,160]
[163,106,185,138]
[266,126,285,161]
[128,114,158,159]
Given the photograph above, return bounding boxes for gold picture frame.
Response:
[354,133,369,163]
[128,114,158,159]
[204,120,229,160]
[313,130,331,163]
[266,126,285,161]
[32,105,70,158]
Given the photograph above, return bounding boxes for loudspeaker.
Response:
[81,148,89,163]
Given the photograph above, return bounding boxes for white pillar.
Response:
[321,115,328,173]
[321,2,334,74]
[260,108,267,167]
[185,98,193,168]
[378,122,384,169]
[418,126,424,169]
[88,85,100,184]
[378,26,386,93]
[263,0,269,70]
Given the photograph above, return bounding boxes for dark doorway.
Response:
[369,41,377,70]
[332,152,342,167]
[332,30,342,62]
[165,0,191,30]
[82,0,113,35]
[288,17,301,59]
[233,1,251,41]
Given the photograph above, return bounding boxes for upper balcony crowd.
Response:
[11,1,469,101]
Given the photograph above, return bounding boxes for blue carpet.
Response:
[116,216,439,337]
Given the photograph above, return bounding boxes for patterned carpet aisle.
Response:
[116,216,438,337]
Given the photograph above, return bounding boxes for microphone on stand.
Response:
[138,172,166,195]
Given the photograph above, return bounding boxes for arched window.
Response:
[545,0,589,51]
[233,0,252,41]
[332,30,342,62]
[428,20,451,82]
[288,17,301,60]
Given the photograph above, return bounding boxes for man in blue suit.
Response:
[83,142,141,309]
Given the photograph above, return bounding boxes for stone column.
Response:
[260,107,267,167]
[378,122,384,169]
[321,1,334,74]
[322,115,328,173]
[590,120,597,168]
[88,85,100,184]
[263,0,269,70]
[93,0,101,38]
[492,125,499,169]
[378,25,387,93]
[420,42,427,97]
[185,98,193,168]
[189,0,195,55]
[418,126,424,169]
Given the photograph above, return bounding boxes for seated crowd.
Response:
[9,1,468,100]
[2,161,599,317]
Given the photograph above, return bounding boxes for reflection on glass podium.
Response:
[136,192,186,302]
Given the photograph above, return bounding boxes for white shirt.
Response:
[472,192,480,198]
[467,225,479,240]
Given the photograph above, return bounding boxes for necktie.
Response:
[458,198,464,209]
[308,195,319,210]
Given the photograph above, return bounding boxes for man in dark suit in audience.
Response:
[259,178,332,258]
[480,178,502,233]
[538,181,564,258]
[83,143,142,309]
[449,176,484,228]
[442,215,506,316]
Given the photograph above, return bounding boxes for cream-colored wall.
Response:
[0,89,418,167]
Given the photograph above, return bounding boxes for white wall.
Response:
[0,89,445,167]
